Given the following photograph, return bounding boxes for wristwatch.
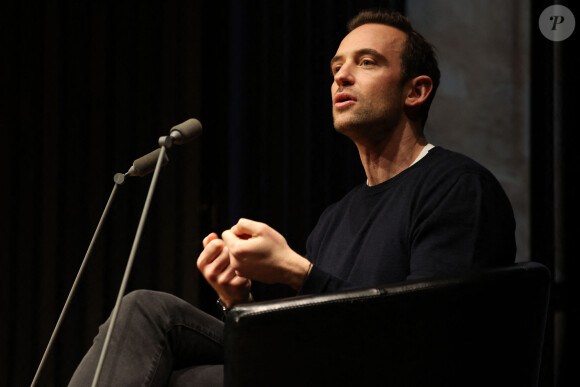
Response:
[216,294,254,318]
[216,298,229,317]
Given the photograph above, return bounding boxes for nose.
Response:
[334,63,355,87]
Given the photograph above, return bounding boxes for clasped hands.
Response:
[197,218,311,309]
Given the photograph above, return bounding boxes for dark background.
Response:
[1,0,577,386]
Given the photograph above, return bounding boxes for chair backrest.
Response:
[224,262,551,387]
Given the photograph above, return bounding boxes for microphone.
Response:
[159,118,203,148]
[126,148,170,177]
[170,118,203,144]
[114,148,170,185]
[131,118,202,174]
[115,119,202,184]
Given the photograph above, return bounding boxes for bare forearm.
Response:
[279,252,313,291]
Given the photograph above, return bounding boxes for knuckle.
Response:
[230,258,242,271]
[208,239,224,250]
[228,243,242,257]
[204,268,219,282]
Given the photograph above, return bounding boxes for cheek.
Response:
[378,84,402,104]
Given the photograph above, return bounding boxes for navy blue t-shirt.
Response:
[299,146,516,295]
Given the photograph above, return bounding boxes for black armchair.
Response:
[223,262,550,387]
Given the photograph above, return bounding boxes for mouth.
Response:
[334,92,357,109]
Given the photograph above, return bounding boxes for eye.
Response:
[360,58,375,67]
[331,64,342,75]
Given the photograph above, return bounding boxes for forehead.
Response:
[335,23,406,59]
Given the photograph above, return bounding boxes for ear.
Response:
[404,75,433,108]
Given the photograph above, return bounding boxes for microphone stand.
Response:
[31,174,126,387]
[91,143,169,387]
[31,118,196,386]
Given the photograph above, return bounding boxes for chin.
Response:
[332,116,349,133]
[332,119,360,140]
[333,111,365,131]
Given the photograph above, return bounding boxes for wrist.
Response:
[218,292,253,311]
[217,293,254,318]
[284,253,313,291]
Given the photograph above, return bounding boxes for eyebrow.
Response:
[330,48,388,68]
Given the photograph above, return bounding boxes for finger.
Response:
[219,264,250,287]
[216,263,238,285]
[230,275,251,287]
[200,247,231,281]
[231,218,262,237]
[221,229,235,245]
[221,229,253,257]
[208,247,231,273]
[197,238,225,268]
[202,232,219,248]
[219,263,251,286]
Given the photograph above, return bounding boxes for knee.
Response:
[121,290,187,321]
[123,289,158,304]
[121,289,154,310]
[123,289,172,309]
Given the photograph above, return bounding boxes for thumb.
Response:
[231,218,261,237]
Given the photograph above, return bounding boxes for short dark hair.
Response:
[347,9,440,125]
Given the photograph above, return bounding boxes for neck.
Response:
[355,123,427,186]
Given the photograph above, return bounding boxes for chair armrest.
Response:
[224,262,550,387]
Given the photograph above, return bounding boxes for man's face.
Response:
[330,23,408,141]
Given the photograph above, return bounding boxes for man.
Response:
[69,9,515,386]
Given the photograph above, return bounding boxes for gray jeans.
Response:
[68,290,224,386]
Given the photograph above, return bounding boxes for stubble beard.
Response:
[332,103,402,144]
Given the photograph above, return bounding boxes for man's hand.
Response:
[221,219,312,290]
[197,232,252,308]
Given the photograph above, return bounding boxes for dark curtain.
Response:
[530,1,579,386]
[1,1,204,385]
[1,1,403,385]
